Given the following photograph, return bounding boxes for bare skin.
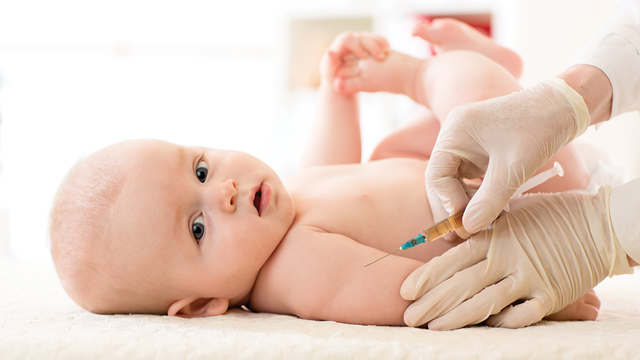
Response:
[90,22,599,326]
[412,18,523,79]
[252,24,599,325]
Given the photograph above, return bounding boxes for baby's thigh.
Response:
[369,106,440,161]
[527,143,590,193]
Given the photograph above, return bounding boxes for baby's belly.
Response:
[286,159,464,263]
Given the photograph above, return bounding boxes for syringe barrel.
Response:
[422,210,465,242]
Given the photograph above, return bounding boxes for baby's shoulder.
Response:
[248,225,343,315]
[249,220,422,324]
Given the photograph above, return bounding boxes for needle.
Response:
[363,162,567,268]
[364,209,465,268]
[364,249,401,267]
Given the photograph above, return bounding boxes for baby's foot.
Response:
[544,290,601,321]
[412,18,523,79]
[335,50,423,98]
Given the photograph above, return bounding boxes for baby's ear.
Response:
[168,297,229,318]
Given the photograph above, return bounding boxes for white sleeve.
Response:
[569,0,640,118]
[609,177,640,264]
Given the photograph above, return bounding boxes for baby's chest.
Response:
[287,162,433,248]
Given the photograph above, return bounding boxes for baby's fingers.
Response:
[336,64,361,78]
[330,32,369,59]
[334,76,364,95]
[372,33,390,52]
[485,296,549,328]
[360,33,387,60]
[322,50,341,74]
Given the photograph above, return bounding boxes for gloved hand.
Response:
[426,78,591,236]
[401,187,633,330]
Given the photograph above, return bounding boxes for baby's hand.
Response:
[320,32,390,94]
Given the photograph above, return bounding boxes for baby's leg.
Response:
[369,106,439,161]
[370,18,522,162]
[412,18,523,79]
[356,44,595,323]
[342,49,519,128]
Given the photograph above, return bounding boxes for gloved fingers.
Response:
[485,296,550,328]
[401,234,491,301]
[425,151,470,216]
[463,165,518,233]
[427,188,470,241]
[453,181,477,239]
[426,185,452,233]
[403,258,503,327]
[426,276,523,330]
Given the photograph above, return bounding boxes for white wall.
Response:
[496,0,615,87]
[495,0,640,180]
[0,0,283,262]
[0,0,637,262]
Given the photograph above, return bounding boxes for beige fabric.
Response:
[1,260,639,359]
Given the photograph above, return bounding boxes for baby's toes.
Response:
[412,19,454,45]
[412,20,437,42]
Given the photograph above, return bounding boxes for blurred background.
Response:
[0,0,638,263]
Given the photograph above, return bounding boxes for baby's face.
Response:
[114,139,295,308]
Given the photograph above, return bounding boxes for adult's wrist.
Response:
[557,64,613,126]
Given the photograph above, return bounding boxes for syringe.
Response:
[364,210,464,267]
[364,162,565,268]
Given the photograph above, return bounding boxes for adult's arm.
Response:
[406,0,640,330]
[563,0,640,123]
[566,0,640,271]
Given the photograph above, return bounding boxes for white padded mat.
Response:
[1,260,639,359]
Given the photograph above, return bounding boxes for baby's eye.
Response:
[196,161,208,183]
[192,215,205,243]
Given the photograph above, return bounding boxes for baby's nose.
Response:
[219,179,238,213]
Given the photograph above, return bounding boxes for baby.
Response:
[50,19,599,327]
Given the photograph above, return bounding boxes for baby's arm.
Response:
[299,32,389,169]
[250,228,421,325]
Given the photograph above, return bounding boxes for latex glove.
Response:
[426,78,591,237]
[402,187,633,330]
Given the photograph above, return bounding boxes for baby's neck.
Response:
[230,290,252,308]
[230,223,296,309]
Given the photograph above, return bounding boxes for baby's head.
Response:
[50,139,295,317]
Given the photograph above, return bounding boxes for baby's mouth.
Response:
[253,188,262,213]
